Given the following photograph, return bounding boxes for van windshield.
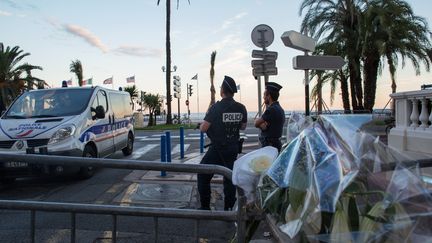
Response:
[3,89,93,119]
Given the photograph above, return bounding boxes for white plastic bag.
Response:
[232,146,278,202]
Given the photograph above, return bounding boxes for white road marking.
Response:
[171,144,190,154]
[130,144,158,160]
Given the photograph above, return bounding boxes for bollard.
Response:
[200,132,204,154]
[160,135,166,177]
[165,131,171,163]
[180,127,184,159]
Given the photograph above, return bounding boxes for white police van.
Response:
[0,86,134,181]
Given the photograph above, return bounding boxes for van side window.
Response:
[91,90,108,119]
[111,93,124,119]
[97,90,108,112]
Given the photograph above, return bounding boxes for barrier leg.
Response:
[166,131,171,163]
[180,127,184,159]
[200,132,204,154]
[160,135,166,177]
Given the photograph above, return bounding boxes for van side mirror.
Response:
[91,106,105,120]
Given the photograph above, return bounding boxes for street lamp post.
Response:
[162,65,177,124]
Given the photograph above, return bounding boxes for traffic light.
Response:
[188,84,193,96]
[173,75,181,99]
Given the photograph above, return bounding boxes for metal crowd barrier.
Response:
[0,153,248,243]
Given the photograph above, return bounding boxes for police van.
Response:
[0,86,134,181]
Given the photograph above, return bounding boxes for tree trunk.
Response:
[148,112,154,127]
[348,61,358,111]
[363,55,380,113]
[339,71,351,113]
[386,53,397,115]
[209,51,216,108]
[165,0,172,125]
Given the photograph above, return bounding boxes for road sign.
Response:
[281,30,316,52]
[252,67,278,77]
[293,55,346,70]
[251,60,276,68]
[251,24,274,48]
[251,50,278,59]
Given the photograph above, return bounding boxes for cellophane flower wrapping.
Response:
[258,115,432,242]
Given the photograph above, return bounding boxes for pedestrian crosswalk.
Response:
[135,133,262,142]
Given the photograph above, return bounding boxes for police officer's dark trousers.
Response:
[197,144,238,210]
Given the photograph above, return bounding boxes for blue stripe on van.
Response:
[79,119,131,143]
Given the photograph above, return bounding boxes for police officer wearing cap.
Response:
[197,75,247,211]
[255,82,285,152]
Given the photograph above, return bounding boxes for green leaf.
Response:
[330,201,353,243]
[347,196,359,231]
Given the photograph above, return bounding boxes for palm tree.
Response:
[157,0,190,125]
[367,0,431,95]
[312,42,351,113]
[69,60,83,87]
[22,64,44,90]
[209,51,217,108]
[142,93,163,126]
[300,0,365,111]
[0,44,43,112]
[359,0,431,112]
[124,85,139,110]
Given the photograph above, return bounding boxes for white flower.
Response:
[249,155,273,173]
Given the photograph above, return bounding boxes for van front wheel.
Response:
[122,133,134,156]
[79,145,96,179]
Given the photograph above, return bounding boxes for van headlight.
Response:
[48,125,76,144]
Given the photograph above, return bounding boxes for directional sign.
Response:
[281,30,317,52]
[251,60,276,68]
[293,55,346,70]
[251,24,274,48]
[251,50,278,60]
[253,67,278,77]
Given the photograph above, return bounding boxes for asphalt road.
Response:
[0,128,265,243]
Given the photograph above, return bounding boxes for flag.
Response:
[191,74,198,80]
[82,78,92,86]
[67,79,72,86]
[103,77,113,84]
[237,84,240,91]
[126,76,135,83]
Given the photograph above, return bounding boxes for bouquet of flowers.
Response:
[256,115,432,242]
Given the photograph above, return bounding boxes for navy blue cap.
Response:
[265,82,282,92]
[222,76,237,93]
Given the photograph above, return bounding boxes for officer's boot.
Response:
[198,196,211,210]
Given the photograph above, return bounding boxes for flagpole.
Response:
[197,76,199,119]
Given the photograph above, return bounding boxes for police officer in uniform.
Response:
[254,82,285,152]
[197,76,247,210]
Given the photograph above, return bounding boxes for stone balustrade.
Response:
[388,89,432,157]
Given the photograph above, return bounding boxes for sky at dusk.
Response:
[1,0,432,114]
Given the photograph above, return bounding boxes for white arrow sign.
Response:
[293,55,346,70]
[251,60,276,68]
[281,30,317,52]
[251,50,278,60]
[252,67,278,77]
